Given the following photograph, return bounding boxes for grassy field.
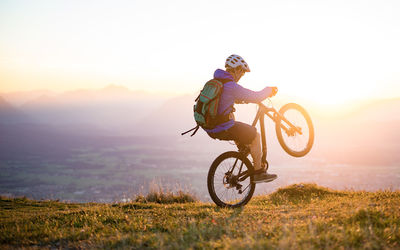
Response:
[1,184,399,249]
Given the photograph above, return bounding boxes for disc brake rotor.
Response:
[223,172,239,189]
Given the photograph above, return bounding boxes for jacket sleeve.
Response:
[233,84,273,103]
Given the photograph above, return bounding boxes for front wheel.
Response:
[207,151,256,208]
[275,103,314,157]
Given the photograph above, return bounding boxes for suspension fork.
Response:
[273,109,303,135]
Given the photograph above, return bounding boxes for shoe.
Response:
[253,171,277,184]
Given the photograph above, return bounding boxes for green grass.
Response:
[1,183,399,249]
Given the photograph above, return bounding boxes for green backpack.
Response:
[182,79,225,136]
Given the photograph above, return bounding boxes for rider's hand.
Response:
[270,87,278,97]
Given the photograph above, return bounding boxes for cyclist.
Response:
[204,54,278,183]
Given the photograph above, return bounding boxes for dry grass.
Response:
[1,183,399,249]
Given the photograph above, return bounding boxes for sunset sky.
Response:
[1,0,399,106]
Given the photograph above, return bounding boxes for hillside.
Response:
[0,96,32,124]
[1,184,399,249]
[9,85,172,133]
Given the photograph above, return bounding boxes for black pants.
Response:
[207,121,257,145]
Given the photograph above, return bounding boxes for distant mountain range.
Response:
[0,90,55,106]
[0,96,32,124]
[1,85,174,134]
[1,86,400,166]
[136,94,196,135]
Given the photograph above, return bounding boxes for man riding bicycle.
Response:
[204,54,278,183]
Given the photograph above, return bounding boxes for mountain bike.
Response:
[207,100,314,208]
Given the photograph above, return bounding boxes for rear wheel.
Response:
[207,151,255,208]
[275,103,314,157]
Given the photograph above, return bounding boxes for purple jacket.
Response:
[204,69,273,133]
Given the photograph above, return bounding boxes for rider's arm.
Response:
[233,84,274,103]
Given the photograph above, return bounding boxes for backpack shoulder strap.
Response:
[218,78,232,84]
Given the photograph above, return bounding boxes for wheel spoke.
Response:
[275,103,314,157]
[209,154,254,207]
[281,109,309,153]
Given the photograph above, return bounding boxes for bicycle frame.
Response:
[226,102,303,183]
[210,101,313,206]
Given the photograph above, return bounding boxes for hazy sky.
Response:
[1,0,399,105]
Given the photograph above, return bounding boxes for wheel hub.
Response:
[223,172,239,189]
[287,126,301,137]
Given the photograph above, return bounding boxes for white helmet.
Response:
[225,54,250,72]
